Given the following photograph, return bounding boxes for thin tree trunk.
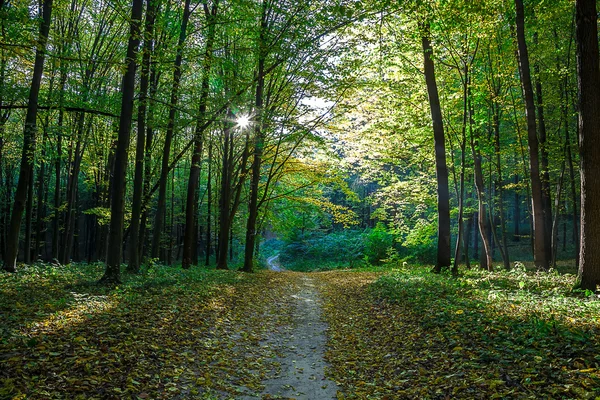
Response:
[421,24,451,273]
[217,113,233,270]
[128,0,157,273]
[99,0,143,284]
[24,167,34,263]
[493,102,510,270]
[205,140,213,266]
[152,0,192,260]
[514,0,549,270]
[514,174,520,241]
[533,35,553,263]
[243,31,267,273]
[552,159,566,267]
[471,121,492,271]
[34,127,48,261]
[183,1,218,269]
[452,65,469,275]
[3,0,53,272]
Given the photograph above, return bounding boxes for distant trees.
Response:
[0,0,594,282]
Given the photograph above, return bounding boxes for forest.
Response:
[2,0,600,398]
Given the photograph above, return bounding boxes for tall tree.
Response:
[98,0,143,284]
[3,0,53,272]
[575,0,600,290]
[421,24,451,273]
[151,0,192,260]
[128,0,158,273]
[514,0,549,270]
[182,0,218,270]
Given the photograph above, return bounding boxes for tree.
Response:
[3,0,53,272]
[514,0,549,270]
[128,0,159,273]
[421,23,451,273]
[575,0,600,290]
[99,0,143,284]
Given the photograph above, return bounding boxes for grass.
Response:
[319,263,600,399]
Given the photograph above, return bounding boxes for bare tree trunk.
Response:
[3,0,52,272]
[575,0,600,290]
[205,140,213,266]
[243,52,266,272]
[128,0,157,273]
[552,160,566,267]
[34,128,48,261]
[452,65,469,275]
[533,34,553,263]
[421,24,451,273]
[152,0,192,260]
[98,0,143,284]
[183,1,218,269]
[471,127,492,271]
[24,167,34,264]
[217,113,234,270]
[514,174,520,241]
[514,0,549,270]
[493,102,510,270]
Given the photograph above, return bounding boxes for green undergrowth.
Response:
[363,265,600,398]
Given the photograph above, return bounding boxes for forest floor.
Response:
[1,262,600,399]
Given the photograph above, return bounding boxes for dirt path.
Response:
[244,273,338,399]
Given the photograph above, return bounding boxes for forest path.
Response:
[241,273,338,399]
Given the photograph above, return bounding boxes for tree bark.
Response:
[514,0,549,270]
[533,38,553,263]
[3,0,53,272]
[421,24,451,273]
[217,112,234,270]
[575,0,600,290]
[98,0,143,284]
[128,0,157,273]
[152,0,192,260]
[183,1,218,269]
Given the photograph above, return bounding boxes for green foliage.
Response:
[278,229,365,270]
[363,223,394,265]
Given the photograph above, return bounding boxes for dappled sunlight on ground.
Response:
[318,268,600,399]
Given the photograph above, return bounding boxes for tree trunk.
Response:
[493,102,510,270]
[514,174,520,241]
[183,1,217,269]
[205,140,213,266]
[34,128,48,262]
[243,17,268,273]
[514,0,549,270]
[128,0,157,273]
[152,0,191,260]
[533,41,553,263]
[217,113,234,270]
[3,0,52,272]
[552,160,566,267]
[421,24,451,273]
[575,0,600,290]
[98,0,143,284]
[471,133,492,271]
[452,65,469,275]
[24,167,34,264]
